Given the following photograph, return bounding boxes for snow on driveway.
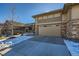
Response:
[64,40,79,56]
[1,36,34,46]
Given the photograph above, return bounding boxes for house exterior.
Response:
[33,3,79,39]
[33,9,62,36]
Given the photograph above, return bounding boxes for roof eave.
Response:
[32,9,63,18]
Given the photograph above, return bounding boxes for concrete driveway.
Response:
[4,36,71,56]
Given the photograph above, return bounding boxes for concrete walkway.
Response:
[4,36,71,56]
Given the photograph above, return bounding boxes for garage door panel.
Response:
[39,25,61,36]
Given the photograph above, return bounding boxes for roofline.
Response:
[32,9,63,18]
[32,3,79,18]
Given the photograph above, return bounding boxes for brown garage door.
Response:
[39,24,61,36]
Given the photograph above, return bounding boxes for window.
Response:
[38,17,42,20]
[42,24,53,27]
[54,13,60,17]
[43,25,47,27]
[56,24,59,26]
[48,15,53,18]
[43,16,47,19]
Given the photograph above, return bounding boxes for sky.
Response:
[0,3,64,24]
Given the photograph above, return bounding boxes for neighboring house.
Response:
[1,20,34,36]
[25,23,35,33]
[0,23,4,35]
[1,20,28,35]
[33,3,79,39]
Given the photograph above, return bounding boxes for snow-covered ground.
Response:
[0,34,21,42]
[0,36,34,47]
[0,36,33,55]
[0,37,9,42]
[64,40,79,56]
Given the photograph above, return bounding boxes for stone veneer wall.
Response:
[67,19,79,39]
[63,4,79,39]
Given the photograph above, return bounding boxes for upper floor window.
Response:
[54,13,60,17]
[36,17,42,20]
[38,17,42,20]
[43,16,47,19]
[48,15,53,18]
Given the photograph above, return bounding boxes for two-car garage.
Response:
[38,24,61,36]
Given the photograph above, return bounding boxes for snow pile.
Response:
[1,36,33,46]
[0,34,21,42]
[0,37,9,42]
[12,34,21,37]
[64,40,79,56]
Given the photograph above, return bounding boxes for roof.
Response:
[5,20,25,27]
[13,21,25,26]
[32,3,79,17]
[32,9,63,18]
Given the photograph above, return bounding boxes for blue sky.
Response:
[0,3,64,24]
